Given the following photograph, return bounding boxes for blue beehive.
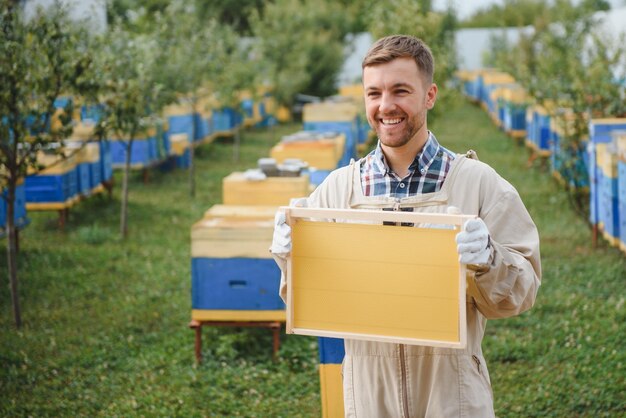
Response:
[192,257,283,310]
[615,132,626,251]
[596,143,620,245]
[587,142,599,226]
[99,140,113,182]
[212,108,237,133]
[303,101,358,168]
[588,119,626,235]
[190,206,285,322]
[319,337,345,418]
[589,119,626,144]
[25,151,78,205]
[307,169,332,187]
[167,110,195,143]
[110,127,159,169]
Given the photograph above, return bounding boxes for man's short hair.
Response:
[362,35,435,84]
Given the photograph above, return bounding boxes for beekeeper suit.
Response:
[271,34,541,418]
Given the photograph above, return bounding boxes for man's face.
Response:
[363,57,437,149]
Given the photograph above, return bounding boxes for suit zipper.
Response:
[399,344,410,418]
[392,202,410,417]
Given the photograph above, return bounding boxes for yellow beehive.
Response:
[338,84,363,100]
[320,364,344,418]
[303,101,358,123]
[163,100,194,117]
[203,204,278,221]
[482,71,516,86]
[455,69,479,82]
[270,133,345,170]
[69,122,97,141]
[191,216,274,259]
[222,172,310,206]
[64,140,100,164]
[612,130,626,161]
[338,84,365,109]
[28,150,77,175]
[502,86,528,104]
[596,143,618,178]
[107,126,157,141]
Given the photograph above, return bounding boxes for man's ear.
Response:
[425,83,438,110]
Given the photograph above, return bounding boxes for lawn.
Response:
[1,98,624,417]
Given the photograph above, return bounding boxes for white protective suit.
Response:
[274,152,541,418]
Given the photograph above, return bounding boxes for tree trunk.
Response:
[120,139,133,239]
[6,177,22,328]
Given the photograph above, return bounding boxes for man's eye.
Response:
[367,92,380,97]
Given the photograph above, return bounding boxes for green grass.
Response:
[1,99,625,417]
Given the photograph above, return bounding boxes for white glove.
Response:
[456,218,491,265]
[270,198,308,255]
[271,211,291,254]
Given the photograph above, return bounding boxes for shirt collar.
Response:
[373,131,442,176]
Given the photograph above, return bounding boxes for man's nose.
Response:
[379,92,397,113]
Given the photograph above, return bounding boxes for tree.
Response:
[249,0,349,107]
[366,0,458,123]
[153,2,253,196]
[460,0,609,28]
[94,23,163,239]
[0,2,93,327]
[489,0,625,215]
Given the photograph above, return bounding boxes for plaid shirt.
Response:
[360,132,455,197]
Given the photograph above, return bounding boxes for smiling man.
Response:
[272,35,541,417]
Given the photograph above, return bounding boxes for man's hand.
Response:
[270,197,307,255]
[271,211,291,254]
[456,218,491,265]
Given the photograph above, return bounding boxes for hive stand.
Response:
[188,319,282,363]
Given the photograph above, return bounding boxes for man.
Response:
[271,35,541,417]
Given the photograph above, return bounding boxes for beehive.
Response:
[164,101,196,144]
[596,143,620,244]
[222,172,309,206]
[270,132,345,170]
[109,127,159,169]
[25,151,78,207]
[617,140,626,250]
[589,118,626,144]
[65,140,101,194]
[190,207,284,322]
[303,101,358,168]
[319,337,345,418]
[203,204,278,221]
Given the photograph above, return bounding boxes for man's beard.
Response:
[375,110,425,148]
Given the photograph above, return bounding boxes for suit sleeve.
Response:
[467,175,542,319]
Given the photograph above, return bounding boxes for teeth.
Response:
[382,118,402,125]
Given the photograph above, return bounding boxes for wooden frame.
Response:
[284,207,473,349]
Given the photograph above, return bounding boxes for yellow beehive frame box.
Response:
[191,216,274,259]
[270,134,345,170]
[303,102,358,123]
[203,204,278,221]
[284,207,472,349]
[222,172,310,206]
